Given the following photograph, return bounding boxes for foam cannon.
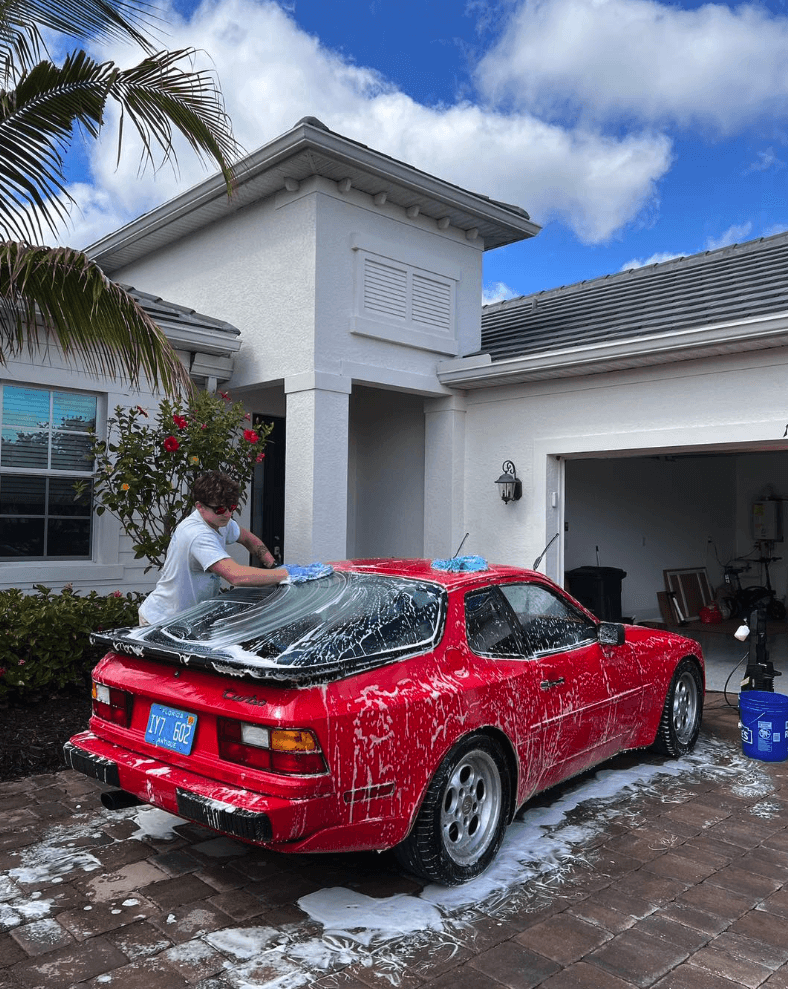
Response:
[738,599,781,692]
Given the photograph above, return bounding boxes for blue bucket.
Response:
[739,690,788,763]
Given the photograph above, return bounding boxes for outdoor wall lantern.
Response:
[495,460,522,504]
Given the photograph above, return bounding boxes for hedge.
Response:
[0,585,143,702]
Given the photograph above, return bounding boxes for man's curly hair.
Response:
[192,471,240,507]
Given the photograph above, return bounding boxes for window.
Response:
[499,584,597,656]
[465,587,524,657]
[144,573,447,669]
[0,385,96,559]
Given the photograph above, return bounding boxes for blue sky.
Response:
[62,0,788,301]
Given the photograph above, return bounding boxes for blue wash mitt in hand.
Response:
[431,555,488,572]
[282,563,334,583]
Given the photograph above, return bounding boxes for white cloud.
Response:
[475,0,788,133]
[744,148,785,174]
[55,0,672,249]
[704,223,753,252]
[620,250,684,270]
[621,222,756,269]
[483,281,519,305]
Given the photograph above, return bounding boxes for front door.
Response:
[251,414,285,564]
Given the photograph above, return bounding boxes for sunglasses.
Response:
[202,502,237,516]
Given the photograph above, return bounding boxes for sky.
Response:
[52,0,788,302]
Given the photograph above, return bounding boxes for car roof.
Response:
[333,558,543,588]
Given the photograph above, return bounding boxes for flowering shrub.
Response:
[82,391,272,570]
[0,586,143,701]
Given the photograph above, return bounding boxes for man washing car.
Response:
[138,470,287,624]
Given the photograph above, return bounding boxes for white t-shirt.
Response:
[139,509,240,624]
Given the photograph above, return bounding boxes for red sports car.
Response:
[66,559,704,885]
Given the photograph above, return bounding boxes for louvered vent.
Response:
[354,247,457,352]
[412,275,451,330]
[364,259,407,319]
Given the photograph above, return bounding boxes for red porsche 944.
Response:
[66,560,704,885]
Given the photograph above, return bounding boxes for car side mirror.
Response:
[598,622,626,646]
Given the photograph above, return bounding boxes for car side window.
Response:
[465,587,525,657]
[499,583,597,656]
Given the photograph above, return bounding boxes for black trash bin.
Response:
[566,566,627,622]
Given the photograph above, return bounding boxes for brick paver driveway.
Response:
[2,693,788,989]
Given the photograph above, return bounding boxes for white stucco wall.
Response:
[108,176,487,565]
[104,189,319,387]
[461,346,788,617]
[347,386,426,558]
[109,177,484,394]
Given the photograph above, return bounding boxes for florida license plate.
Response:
[145,704,198,755]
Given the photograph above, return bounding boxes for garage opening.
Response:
[564,449,788,626]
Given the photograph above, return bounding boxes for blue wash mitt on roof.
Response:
[282,563,334,583]
[431,555,488,572]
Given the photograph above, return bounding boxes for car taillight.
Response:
[92,681,133,727]
[217,719,326,775]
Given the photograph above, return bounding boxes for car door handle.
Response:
[540,677,565,690]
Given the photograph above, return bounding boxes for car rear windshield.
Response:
[111,571,446,677]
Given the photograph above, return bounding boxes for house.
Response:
[4,116,788,623]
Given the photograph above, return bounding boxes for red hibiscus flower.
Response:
[172,414,188,429]
[163,436,180,452]
[220,391,230,401]
[243,430,259,444]
[255,452,266,463]
[135,405,149,417]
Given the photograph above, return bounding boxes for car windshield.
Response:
[105,571,446,678]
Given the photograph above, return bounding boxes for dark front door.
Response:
[251,414,285,564]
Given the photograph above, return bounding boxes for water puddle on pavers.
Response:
[1,736,775,988]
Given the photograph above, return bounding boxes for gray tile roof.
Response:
[481,230,788,362]
[123,284,240,346]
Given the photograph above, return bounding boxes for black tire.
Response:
[395,734,510,886]
[768,599,786,621]
[651,658,703,757]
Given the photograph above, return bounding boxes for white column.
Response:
[423,393,466,559]
[284,371,351,563]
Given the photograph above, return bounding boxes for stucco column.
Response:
[423,393,466,558]
[284,371,351,563]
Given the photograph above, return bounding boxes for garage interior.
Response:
[564,448,788,694]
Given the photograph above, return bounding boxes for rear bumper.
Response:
[64,732,333,846]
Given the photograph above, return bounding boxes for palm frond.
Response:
[0,240,191,395]
[110,49,241,195]
[0,49,241,241]
[0,0,157,77]
[0,52,110,240]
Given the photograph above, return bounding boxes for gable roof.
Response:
[89,117,540,273]
[439,229,788,388]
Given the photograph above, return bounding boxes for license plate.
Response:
[145,704,198,755]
